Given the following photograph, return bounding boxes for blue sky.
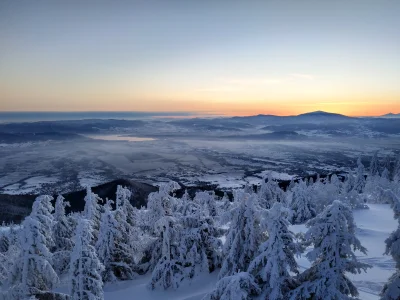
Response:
[0,0,399,115]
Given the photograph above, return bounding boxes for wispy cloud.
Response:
[195,73,316,93]
[195,86,242,92]
[317,101,371,105]
[289,73,315,80]
[219,77,283,86]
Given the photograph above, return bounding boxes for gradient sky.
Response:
[0,0,399,116]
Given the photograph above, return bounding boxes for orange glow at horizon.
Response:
[2,95,399,117]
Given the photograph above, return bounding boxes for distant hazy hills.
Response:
[1,110,400,143]
[381,113,400,118]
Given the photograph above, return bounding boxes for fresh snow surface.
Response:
[256,170,295,181]
[99,204,395,300]
[2,175,60,195]
[104,273,219,300]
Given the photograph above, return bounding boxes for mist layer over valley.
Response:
[1,111,400,195]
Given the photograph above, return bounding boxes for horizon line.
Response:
[0,110,399,118]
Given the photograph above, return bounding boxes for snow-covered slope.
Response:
[100,204,395,300]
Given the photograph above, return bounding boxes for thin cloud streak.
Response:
[289,73,315,80]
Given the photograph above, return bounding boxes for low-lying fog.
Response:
[1,113,400,195]
[1,133,399,195]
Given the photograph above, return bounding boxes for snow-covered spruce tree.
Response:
[338,173,365,209]
[139,182,181,273]
[248,202,298,300]
[379,169,392,195]
[308,177,331,214]
[83,186,103,242]
[320,176,343,208]
[330,174,342,195]
[115,185,136,226]
[179,203,223,277]
[258,175,285,209]
[288,179,296,192]
[220,192,232,213]
[96,200,135,282]
[289,200,370,300]
[290,180,316,224]
[0,229,12,287]
[343,174,355,194]
[146,181,180,233]
[380,190,400,300]
[365,168,393,204]
[0,252,7,288]
[149,215,184,290]
[9,195,58,298]
[194,191,218,217]
[115,185,144,268]
[370,151,381,177]
[219,192,264,279]
[382,168,390,181]
[0,233,9,287]
[0,231,9,253]
[177,190,195,216]
[203,272,261,300]
[353,157,366,193]
[382,156,392,178]
[0,226,20,288]
[52,195,74,275]
[394,155,400,183]
[70,218,104,300]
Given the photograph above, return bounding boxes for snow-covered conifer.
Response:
[146,181,180,232]
[96,200,135,282]
[219,193,263,279]
[115,185,136,226]
[139,182,181,274]
[0,231,9,253]
[382,156,392,178]
[83,187,103,241]
[115,185,144,267]
[382,168,390,181]
[288,179,296,191]
[380,190,400,300]
[248,203,298,300]
[370,151,380,177]
[203,272,260,300]
[180,205,222,277]
[0,229,19,290]
[194,191,217,217]
[290,200,370,299]
[9,195,58,298]
[53,195,74,275]
[69,219,104,300]
[177,190,195,216]
[394,155,400,183]
[220,192,232,212]
[290,180,316,224]
[258,175,284,209]
[149,216,184,289]
[343,174,355,194]
[353,157,366,193]
[330,174,342,194]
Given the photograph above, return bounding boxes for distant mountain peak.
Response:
[381,112,400,118]
[297,111,348,118]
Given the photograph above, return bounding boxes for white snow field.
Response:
[99,204,396,300]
